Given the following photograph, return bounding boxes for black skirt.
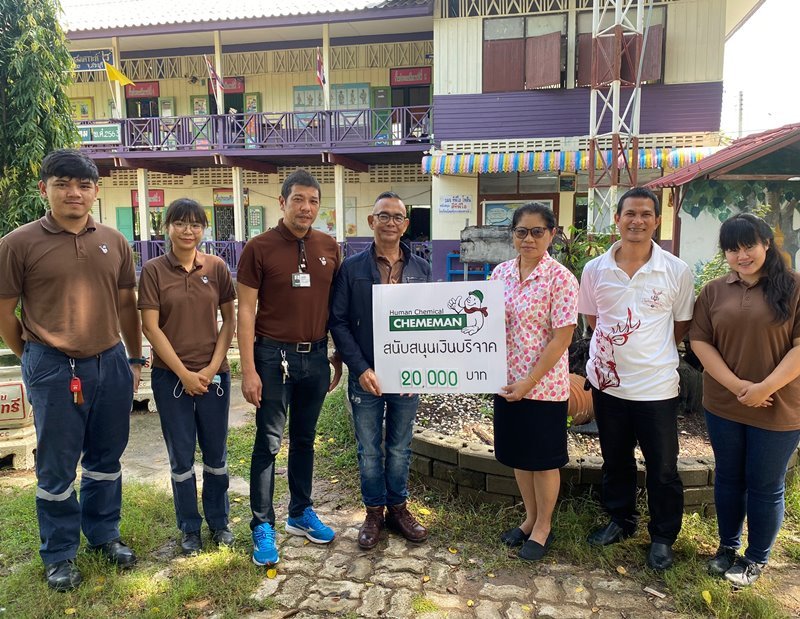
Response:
[493,395,569,471]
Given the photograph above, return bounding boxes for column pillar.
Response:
[334,164,345,243]
[136,168,150,242]
[232,166,246,241]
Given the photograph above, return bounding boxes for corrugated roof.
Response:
[59,0,430,32]
[646,123,800,189]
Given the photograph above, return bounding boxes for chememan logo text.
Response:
[388,289,488,335]
[389,314,466,332]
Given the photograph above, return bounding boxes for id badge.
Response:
[292,272,311,287]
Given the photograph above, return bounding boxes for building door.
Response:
[214,206,234,241]
[390,86,430,141]
[126,98,159,118]
[116,207,135,241]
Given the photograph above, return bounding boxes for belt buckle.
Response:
[296,342,312,353]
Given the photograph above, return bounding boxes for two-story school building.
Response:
[63,0,761,279]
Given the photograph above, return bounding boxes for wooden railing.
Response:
[79,106,432,153]
[131,240,432,275]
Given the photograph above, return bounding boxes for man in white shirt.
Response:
[577,187,694,570]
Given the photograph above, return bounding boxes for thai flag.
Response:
[316,47,326,88]
[204,55,225,93]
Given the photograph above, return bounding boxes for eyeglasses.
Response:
[512,226,549,239]
[373,212,407,224]
[171,221,204,233]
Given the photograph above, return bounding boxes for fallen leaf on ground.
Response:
[616,565,627,575]
[448,547,458,554]
[366,582,374,587]
[330,478,339,484]
[575,586,584,593]
[521,605,532,612]
[231,516,241,523]
[422,575,430,583]
[93,585,103,592]
[239,458,245,463]
[487,572,495,578]
[702,590,713,607]
[64,610,76,616]
[592,607,600,613]
[328,437,335,443]
[418,508,431,516]
[267,568,278,579]
[466,600,475,607]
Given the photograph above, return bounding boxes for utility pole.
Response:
[738,90,744,138]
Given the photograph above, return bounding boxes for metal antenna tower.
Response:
[587,0,646,231]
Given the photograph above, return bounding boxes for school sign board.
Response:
[373,280,507,393]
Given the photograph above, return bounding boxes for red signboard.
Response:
[390,66,432,87]
[131,189,165,208]
[208,76,245,95]
[125,81,160,98]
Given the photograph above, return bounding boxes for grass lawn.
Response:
[1,385,798,618]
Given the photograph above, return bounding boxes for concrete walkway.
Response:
[120,380,692,619]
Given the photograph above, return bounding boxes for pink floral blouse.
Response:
[490,252,579,401]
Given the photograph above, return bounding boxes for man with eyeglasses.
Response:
[236,169,342,567]
[577,187,694,571]
[330,192,432,550]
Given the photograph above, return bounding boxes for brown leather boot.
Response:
[358,506,385,550]
[386,502,428,543]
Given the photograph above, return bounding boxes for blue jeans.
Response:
[349,377,419,507]
[705,410,800,564]
[250,343,329,529]
[22,342,133,564]
[151,368,230,533]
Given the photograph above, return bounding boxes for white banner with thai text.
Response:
[372,280,507,393]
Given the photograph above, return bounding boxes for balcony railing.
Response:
[79,106,432,153]
[131,240,432,275]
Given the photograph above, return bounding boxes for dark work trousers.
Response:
[22,341,133,565]
[249,343,329,530]
[592,388,684,545]
[151,368,231,534]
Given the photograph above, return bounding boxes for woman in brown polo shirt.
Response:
[138,198,236,555]
[691,213,800,587]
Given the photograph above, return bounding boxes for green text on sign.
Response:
[389,314,466,332]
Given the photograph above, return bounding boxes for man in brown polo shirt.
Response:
[237,169,342,567]
[0,149,143,591]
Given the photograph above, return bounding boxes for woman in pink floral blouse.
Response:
[490,202,579,562]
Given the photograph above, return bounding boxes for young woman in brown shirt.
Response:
[138,199,236,555]
[691,213,800,587]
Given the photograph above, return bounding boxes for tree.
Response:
[0,0,78,236]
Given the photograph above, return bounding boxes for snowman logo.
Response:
[447,289,488,336]
[99,244,108,254]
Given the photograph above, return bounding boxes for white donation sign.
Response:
[372,280,507,393]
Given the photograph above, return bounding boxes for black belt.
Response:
[255,336,327,353]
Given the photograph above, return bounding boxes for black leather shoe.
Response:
[211,527,235,547]
[708,545,737,576]
[587,521,633,546]
[88,539,137,568]
[647,542,674,570]
[45,560,82,591]
[500,527,528,548]
[181,531,202,555]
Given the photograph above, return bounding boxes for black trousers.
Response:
[592,388,683,545]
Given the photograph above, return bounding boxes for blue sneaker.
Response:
[252,523,279,566]
[285,507,335,544]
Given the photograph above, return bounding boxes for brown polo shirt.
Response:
[690,271,800,431]
[236,219,340,342]
[376,253,404,284]
[138,251,236,372]
[0,212,136,358]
